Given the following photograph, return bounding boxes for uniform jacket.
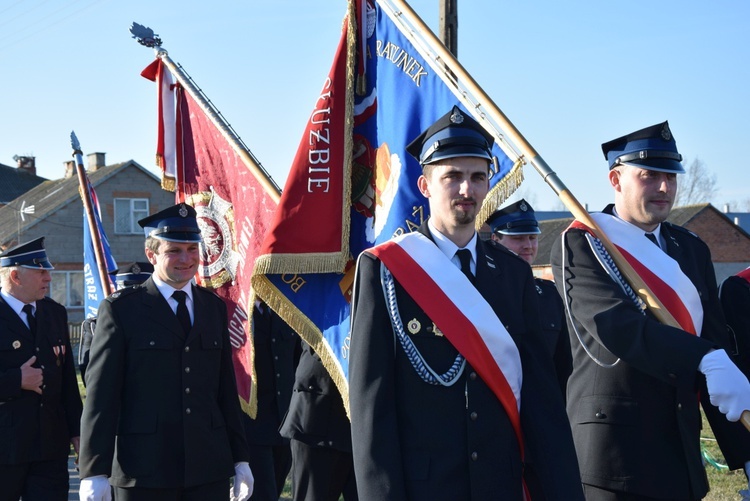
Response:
[78,278,250,488]
[349,223,583,501]
[720,274,750,378]
[244,305,300,447]
[0,294,82,464]
[551,204,750,499]
[534,278,572,399]
[280,340,352,452]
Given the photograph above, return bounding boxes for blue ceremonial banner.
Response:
[252,0,522,412]
[83,176,117,319]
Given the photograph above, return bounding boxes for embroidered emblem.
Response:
[519,201,528,212]
[12,340,20,349]
[661,123,672,141]
[432,322,444,337]
[450,108,464,124]
[407,318,421,335]
[178,204,189,217]
[535,284,543,295]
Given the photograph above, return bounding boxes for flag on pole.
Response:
[252,0,524,413]
[82,175,117,319]
[142,59,279,417]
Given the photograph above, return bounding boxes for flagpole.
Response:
[129,24,280,202]
[386,0,676,323]
[71,131,112,297]
[387,0,750,432]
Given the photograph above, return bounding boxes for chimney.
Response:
[87,152,106,172]
[64,160,75,179]
[13,155,36,176]
[723,204,730,213]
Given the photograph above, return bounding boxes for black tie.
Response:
[456,249,474,282]
[645,233,660,249]
[22,304,36,337]
[172,291,191,334]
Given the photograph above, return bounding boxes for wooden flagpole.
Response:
[71,131,112,297]
[386,0,750,430]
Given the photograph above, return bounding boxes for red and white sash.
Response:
[367,232,524,446]
[573,213,703,335]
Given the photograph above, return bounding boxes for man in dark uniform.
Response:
[0,237,83,501]
[349,106,583,500]
[78,262,153,386]
[551,121,750,500]
[487,199,572,398]
[243,301,300,501]
[720,267,750,378]
[78,203,253,501]
[280,341,358,501]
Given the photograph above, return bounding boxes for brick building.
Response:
[533,204,750,284]
[0,153,174,323]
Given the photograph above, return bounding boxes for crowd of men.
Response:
[2,108,750,501]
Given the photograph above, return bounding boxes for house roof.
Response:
[0,162,47,205]
[535,203,750,266]
[0,160,158,247]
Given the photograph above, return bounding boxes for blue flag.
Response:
[252,0,522,412]
[82,175,117,319]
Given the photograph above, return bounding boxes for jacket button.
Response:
[471,452,478,461]
[677,403,682,411]
[595,411,607,419]
[185,387,191,394]
[185,408,191,414]
[469,372,477,380]
[185,367,191,373]
[185,346,190,352]
[470,412,478,421]
[150,341,155,346]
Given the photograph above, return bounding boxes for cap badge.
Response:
[131,264,141,274]
[519,202,528,212]
[450,108,464,124]
[178,204,189,217]
[661,123,672,141]
[407,318,421,335]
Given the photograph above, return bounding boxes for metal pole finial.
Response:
[130,22,163,49]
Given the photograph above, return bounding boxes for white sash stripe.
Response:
[393,232,523,407]
[591,213,703,335]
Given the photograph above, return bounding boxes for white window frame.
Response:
[114,198,149,234]
[50,270,84,309]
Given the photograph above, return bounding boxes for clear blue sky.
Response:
[2,0,748,211]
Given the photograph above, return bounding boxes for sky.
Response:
[2,0,749,212]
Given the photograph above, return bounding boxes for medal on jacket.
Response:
[12,340,21,349]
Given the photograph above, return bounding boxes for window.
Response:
[51,271,84,308]
[115,198,149,234]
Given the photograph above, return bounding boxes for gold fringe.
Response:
[251,275,351,419]
[161,176,176,192]
[238,291,259,419]
[475,159,525,230]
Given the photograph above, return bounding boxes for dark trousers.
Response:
[0,458,69,501]
[290,439,358,501]
[583,483,694,501]
[248,443,292,501]
[113,478,226,501]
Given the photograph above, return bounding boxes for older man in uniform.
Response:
[78,203,253,501]
[349,106,583,500]
[487,199,572,398]
[551,121,750,500]
[0,237,82,501]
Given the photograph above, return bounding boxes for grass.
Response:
[702,411,748,501]
[75,372,744,500]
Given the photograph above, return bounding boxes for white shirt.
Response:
[427,219,478,275]
[0,289,35,329]
[151,274,194,324]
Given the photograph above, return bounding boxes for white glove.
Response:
[231,461,254,501]
[79,475,112,501]
[699,349,750,422]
